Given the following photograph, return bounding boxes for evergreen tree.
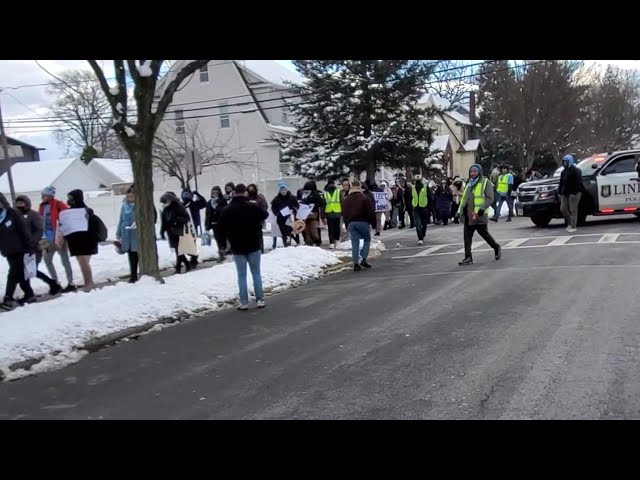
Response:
[280,61,437,181]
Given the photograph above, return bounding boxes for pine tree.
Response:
[280,61,437,181]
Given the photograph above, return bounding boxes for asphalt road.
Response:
[1,213,640,419]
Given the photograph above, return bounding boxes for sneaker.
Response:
[360,260,372,269]
[49,282,62,296]
[18,296,37,306]
[565,226,572,232]
[418,240,424,246]
[0,297,17,311]
[490,217,498,223]
[257,300,266,309]
[238,304,249,311]
[62,284,77,293]
[506,217,512,222]
[495,245,502,261]
[354,264,362,272]
[567,228,577,233]
[458,257,474,266]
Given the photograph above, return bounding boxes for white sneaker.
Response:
[331,243,336,250]
[257,300,266,309]
[565,226,571,232]
[567,228,577,233]
[418,240,424,246]
[238,304,249,311]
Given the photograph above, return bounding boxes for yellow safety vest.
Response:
[497,173,511,194]
[457,178,488,215]
[324,188,342,214]
[411,185,428,208]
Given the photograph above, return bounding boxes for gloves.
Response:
[477,209,485,217]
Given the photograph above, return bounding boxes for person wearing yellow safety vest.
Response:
[455,164,502,266]
[411,175,430,246]
[323,178,343,249]
[491,164,514,222]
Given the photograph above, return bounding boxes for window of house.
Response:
[282,110,289,125]
[461,126,467,144]
[175,109,184,127]
[199,65,209,83]
[219,103,230,129]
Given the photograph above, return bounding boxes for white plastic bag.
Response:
[201,231,212,247]
[24,253,37,279]
[486,206,495,219]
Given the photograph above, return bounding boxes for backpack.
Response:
[92,213,109,242]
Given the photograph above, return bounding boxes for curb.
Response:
[0,258,355,382]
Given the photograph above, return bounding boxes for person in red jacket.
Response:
[38,186,76,292]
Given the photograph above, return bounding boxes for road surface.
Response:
[1,214,640,419]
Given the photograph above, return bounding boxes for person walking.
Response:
[340,178,351,241]
[63,190,101,292]
[160,192,193,273]
[342,179,376,272]
[298,180,325,246]
[395,176,414,229]
[204,186,229,260]
[450,177,465,224]
[247,184,269,253]
[38,186,76,292]
[558,154,585,233]
[411,175,430,246]
[14,195,61,295]
[389,185,400,228]
[434,179,453,226]
[271,182,299,247]
[323,178,342,249]
[456,164,502,266]
[374,181,392,234]
[491,164,515,222]
[116,187,140,283]
[0,193,36,310]
[219,184,269,310]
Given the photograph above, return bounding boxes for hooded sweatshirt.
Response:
[299,181,325,215]
[204,186,228,229]
[460,164,494,226]
[16,195,44,248]
[558,154,585,196]
[0,193,33,257]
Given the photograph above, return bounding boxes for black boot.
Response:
[190,256,199,269]
[354,263,362,272]
[360,260,372,269]
[495,245,502,261]
[458,257,474,266]
[49,282,62,296]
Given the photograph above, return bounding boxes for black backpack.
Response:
[91,212,108,242]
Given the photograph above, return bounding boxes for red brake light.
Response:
[601,209,615,213]
[624,207,637,212]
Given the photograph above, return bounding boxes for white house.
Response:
[87,158,134,193]
[152,60,303,199]
[418,94,482,177]
[0,158,110,206]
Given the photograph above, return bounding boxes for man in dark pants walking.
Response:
[411,175,430,246]
[456,164,502,266]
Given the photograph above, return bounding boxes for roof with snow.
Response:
[462,139,481,152]
[430,135,451,152]
[418,94,473,125]
[6,136,44,151]
[238,61,303,86]
[90,158,134,183]
[266,124,297,136]
[0,158,75,193]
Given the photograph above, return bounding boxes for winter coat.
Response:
[558,165,585,196]
[298,181,326,218]
[38,197,68,241]
[395,180,412,209]
[64,189,99,257]
[161,199,191,250]
[342,189,376,228]
[249,193,269,212]
[459,178,495,226]
[271,192,299,220]
[116,200,139,253]
[434,186,453,215]
[450,180,465,203]
[0,206,33,257]
[218,196,269,255]
[16,195,44,249]
[182,191,207,228]
[204,196,228,230]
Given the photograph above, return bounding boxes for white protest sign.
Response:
[373,192,390,212]
[279,206,292,217]
[296,203,315,221]
[58,209,89,236]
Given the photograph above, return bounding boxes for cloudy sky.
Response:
[1,60,637,161]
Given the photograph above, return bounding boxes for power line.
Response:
[5,61,544,135]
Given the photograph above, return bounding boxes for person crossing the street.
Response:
[323,178,342,249]
[456,164,502,266]
[411,175,429,246]
[342,179,375,272]
[491,164,514,222]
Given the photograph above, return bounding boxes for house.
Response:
[87,158,134,193]
[152,60,302,199]
[0,158,109,206]
[0,136,45,176]
[417,94,482,178]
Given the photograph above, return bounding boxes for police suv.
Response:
[515,150,640,227]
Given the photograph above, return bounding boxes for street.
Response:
[1,214,640,419]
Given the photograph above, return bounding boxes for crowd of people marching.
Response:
[0,161,529,312]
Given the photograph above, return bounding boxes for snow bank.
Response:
[336,238,386,252]
[0,247,341,378]
[0,241,220,296]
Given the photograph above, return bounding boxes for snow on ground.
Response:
[0,247,341,379]
[0,240,220,296]
[336,238,386,252]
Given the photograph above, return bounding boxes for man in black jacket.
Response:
[219,184,269,311]
[0,193,36,310]
[558,154,585,233]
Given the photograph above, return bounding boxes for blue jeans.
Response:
[233,250,264,306]
[347,222,371,264]
[495,194,514,219]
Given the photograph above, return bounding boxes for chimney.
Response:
[469,91,477,140]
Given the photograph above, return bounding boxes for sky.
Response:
[0,60,636,161]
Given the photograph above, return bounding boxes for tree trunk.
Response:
[130,143,162,281]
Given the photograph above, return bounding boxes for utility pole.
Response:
[0,91,17,202]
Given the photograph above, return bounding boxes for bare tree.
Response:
[47,70,128,161]
[426,60,475,106]
[87,60,210,280]
[153,121,252,190]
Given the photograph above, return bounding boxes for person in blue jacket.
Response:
[116,187,140,283]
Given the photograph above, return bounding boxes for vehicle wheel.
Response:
[531,214,552,227]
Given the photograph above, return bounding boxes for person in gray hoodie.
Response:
[14,195,62,295]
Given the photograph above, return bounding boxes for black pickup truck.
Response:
[515,150,640,227]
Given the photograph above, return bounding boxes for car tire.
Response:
[531,214,552,228]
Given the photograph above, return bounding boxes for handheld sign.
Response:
[373,192,390,212]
